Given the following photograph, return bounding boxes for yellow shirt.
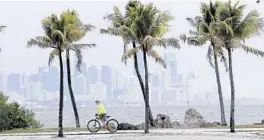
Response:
[97,103,106,115]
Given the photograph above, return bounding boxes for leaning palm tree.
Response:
[27,14,67,137]
[122,2,180,133]
[216,0,264,132]
[180,0,228,126]
[101,1,155,126]
[48,10,96,128]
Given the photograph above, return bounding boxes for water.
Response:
[32,105,264,128]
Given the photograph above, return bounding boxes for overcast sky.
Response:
[0,0,264,98]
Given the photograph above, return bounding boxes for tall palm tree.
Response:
[100,1,155,126]
[122,2,180,133]
[27,14,67,137]
[48,10,96,128]
[216,0,264,132]
[180,1,228,126]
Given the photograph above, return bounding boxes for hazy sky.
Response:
[0,0,264,98]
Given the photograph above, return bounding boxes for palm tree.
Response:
[27,14,67,137]
[180,1,228,126]
[216,0,264,132]
[48,10,96,128]
[122,2,180,133]
[100,1,155,126]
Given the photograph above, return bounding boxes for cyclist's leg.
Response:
[101,114,107,128]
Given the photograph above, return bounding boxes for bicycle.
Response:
[87,114,119,133]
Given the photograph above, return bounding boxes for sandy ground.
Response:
[1,128,264,140]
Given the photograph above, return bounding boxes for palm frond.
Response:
[147,49,166,68]
[206,45,215,68]
[156,38,181,49]
[219,49,229,72]
[27,38,56,49]
[0,26,6,32]
[240,43,264,57]
[100,27,120,36]
[71,44,96,50]
[48,49,59,66]
[74,48,83,72]
[121,47,139,63]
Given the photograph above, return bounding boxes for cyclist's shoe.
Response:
[104,125,108,129]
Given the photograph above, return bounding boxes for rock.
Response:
[183,108,206,128]
[117,123,138,130]
[136,123,145,130]
[154,114,172,128]
[171,121,182,128]
[212,121,221,126]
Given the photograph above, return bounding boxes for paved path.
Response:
[1,128,264,140]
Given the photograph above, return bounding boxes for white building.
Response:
[113,68,125,90]
[74,74,86,95]
[26,82,42,101]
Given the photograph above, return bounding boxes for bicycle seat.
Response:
[106,116,111,118]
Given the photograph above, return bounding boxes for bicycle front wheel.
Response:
[87,119,101,133]
[107,119,119,133]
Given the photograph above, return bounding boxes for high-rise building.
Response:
[47,66,59,92]
[151,74,160,88]
[87,65,99,94]
[26,82,42,101]
[164,53,178,84]
[74,74,87,95]
[28,74,40,83]
[101,65,113,100]
[7,73,20,93]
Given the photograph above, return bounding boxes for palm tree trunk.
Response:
[132,41,154,127]
[66,49,80,128]
[212,45,227,126]
[143,50,150,133]
[58,48,64,137]
[227,48,235,133]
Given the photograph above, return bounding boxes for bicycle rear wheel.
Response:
[106,119,119,133]
[87,119,101,133]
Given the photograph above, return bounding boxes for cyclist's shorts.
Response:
[99,113,107,121]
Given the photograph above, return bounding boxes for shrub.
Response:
[0,92,42,131]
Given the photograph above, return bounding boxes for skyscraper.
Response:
[164,53,178,84]
[87,65,99,94]
[74,74,87,95]
[7,73,20,93]
[45,66,59,92]
[101,65,113,100]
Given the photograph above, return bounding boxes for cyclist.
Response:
[95,100,107,128]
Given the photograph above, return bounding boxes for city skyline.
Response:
[0,0,264,99]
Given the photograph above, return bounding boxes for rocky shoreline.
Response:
[118,108,222,130]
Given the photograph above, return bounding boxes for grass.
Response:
[1,125,264,134]
[0,127,87,134]
[207,124,264,129]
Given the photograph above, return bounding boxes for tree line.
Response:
[1,0,264,137]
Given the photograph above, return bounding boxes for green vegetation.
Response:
[0,92,42,132]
